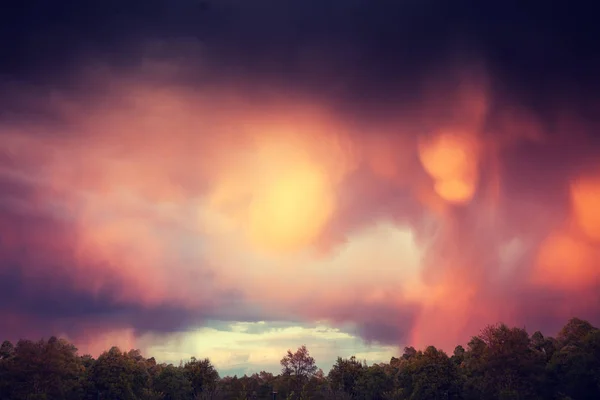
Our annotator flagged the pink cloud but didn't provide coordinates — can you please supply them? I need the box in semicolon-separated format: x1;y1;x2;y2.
1;64;600;358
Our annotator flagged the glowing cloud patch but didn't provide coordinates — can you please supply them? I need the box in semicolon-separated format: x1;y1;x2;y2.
418;132;480;204
206;121;346;254
533;232;599;290
248;159;335;253
571;176;600;242
433;179;477;205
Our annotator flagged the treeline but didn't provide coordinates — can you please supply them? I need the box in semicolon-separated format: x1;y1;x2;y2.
1;318;599;399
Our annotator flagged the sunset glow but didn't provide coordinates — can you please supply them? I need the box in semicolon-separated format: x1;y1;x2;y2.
418;132;481;204
571;176;600;242
2;0;600;378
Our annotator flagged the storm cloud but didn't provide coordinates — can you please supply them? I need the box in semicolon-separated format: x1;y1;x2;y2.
1;0;600;360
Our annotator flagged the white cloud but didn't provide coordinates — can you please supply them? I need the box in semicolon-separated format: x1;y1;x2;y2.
139;320;398;376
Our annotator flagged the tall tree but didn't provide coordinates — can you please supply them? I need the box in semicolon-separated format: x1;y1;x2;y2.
280;345;318;395
184;357;220;398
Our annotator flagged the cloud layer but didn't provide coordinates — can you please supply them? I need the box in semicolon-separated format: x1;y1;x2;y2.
1;0;600;365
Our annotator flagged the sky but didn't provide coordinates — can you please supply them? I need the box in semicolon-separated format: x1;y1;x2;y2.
1;0;600;376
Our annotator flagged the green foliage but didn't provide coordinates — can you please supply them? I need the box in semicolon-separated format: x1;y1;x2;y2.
401;346;463;400
281;345;318;380
462;324;548;400
328;356;365;396
183;356;219;397
548;328;600;400
1;317;600;400
354;363;395;400
154;364;193;400
0;337;83;400
281;345;319;395
88;346;150;400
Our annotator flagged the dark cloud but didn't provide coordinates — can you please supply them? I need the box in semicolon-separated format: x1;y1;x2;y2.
2;1;599;112
315;299;420;346
357;320;415;347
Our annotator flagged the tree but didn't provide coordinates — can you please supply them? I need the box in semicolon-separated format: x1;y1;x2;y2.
548;320;600;400
451;345;465;366
354;363;395;400
1;317;600;400
557;318;596;347
463;324;546;400
0;340;15;399
0;340;15;360
153;364;193;400
402;347;418;361
280;345;318;395
2;337;84;400
281;345;318;379
328;356;365;396
184;357;219;398
89;346;149;400
216;375;240;399
399;346;463;400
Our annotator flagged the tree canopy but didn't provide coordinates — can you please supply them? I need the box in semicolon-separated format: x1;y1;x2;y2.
0;318;599;399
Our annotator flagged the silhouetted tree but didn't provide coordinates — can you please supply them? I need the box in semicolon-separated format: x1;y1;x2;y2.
1;317;600;400
184;357;219;398
280;345;318;396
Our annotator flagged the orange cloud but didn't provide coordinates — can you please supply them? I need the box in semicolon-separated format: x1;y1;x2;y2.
409;280;481;350
414;66;490;205
418;131;482;204
529;172;600;291
2;67;600;359
532;232;598;291
571;175;600;242
207;118;356;253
